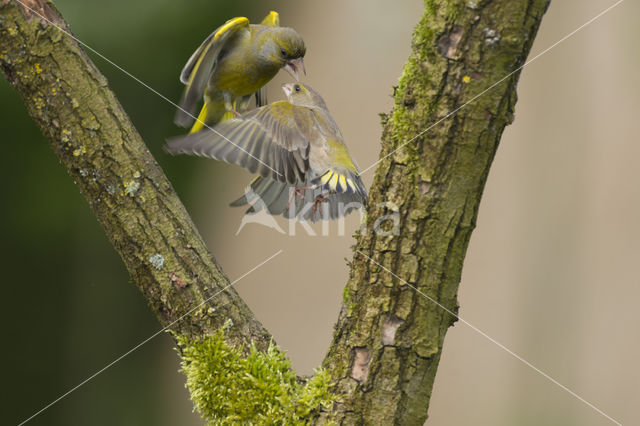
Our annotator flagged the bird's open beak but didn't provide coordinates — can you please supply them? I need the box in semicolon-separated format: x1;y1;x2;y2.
283;58;306;81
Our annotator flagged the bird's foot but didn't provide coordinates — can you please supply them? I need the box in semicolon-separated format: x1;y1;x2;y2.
286;185;314;211
312;193;330;218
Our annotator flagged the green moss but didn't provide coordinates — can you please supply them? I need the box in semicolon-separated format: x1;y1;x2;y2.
444;0;464;22
176;329;334;425
424;0;437;17
342;285;354;317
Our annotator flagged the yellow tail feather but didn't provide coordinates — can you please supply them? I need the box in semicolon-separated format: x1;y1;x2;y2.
189;98;238;133
189;102;208;134
319;170;356;193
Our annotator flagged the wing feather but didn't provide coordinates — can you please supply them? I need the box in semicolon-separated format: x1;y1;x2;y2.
166;101;311;184
175;17;250;127
260;11;280;27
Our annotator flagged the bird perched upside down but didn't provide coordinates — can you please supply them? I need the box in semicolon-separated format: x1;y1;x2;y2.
166;83;368;222
175;11;306;132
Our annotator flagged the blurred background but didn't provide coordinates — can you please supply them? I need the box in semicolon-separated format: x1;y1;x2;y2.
2;0;638;424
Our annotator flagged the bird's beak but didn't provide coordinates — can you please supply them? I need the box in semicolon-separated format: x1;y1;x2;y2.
284;58;306;81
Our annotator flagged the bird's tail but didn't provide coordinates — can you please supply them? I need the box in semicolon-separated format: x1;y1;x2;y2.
311;169;368;203
230;176;366;222
188;97;234;134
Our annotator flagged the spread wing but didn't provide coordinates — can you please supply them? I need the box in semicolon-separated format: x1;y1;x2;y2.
174;17;250;128
166;101;311;184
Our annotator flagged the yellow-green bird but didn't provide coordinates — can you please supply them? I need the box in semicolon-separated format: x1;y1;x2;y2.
175;11;306;133
167;83;367;222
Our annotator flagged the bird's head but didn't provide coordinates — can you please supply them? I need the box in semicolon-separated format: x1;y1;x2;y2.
282;83;327;110
262;27;306;80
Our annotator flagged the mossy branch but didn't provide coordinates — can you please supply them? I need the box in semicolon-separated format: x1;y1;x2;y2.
1;0;549;424
177;326;333;425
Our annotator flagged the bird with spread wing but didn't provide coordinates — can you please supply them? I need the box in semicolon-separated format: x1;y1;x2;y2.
167;83;367;222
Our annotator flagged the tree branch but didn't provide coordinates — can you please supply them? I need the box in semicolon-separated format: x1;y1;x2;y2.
320;0;549;423
0;0;271;350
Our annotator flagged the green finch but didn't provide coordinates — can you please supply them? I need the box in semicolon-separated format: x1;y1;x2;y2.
166;83;367;222
175;11;306;133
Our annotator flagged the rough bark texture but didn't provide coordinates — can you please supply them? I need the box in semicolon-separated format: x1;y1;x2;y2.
1;0;549;424
320;0;549;424
0;0;271;350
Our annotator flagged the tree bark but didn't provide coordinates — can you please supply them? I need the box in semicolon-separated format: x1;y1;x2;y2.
320;0;549;424
1;0;549;424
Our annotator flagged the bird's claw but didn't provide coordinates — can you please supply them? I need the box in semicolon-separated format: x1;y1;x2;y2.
286;185;313;211
312;193;330;218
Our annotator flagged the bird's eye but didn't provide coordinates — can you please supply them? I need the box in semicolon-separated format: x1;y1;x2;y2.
280;48;287;57
294;85;301;92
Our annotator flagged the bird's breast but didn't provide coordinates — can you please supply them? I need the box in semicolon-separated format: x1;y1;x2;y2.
212;47;279;96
